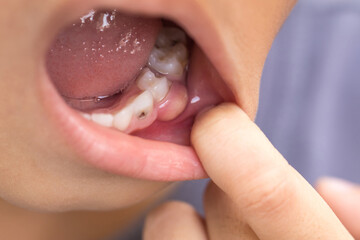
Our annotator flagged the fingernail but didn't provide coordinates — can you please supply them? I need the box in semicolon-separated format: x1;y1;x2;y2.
320;177;356;194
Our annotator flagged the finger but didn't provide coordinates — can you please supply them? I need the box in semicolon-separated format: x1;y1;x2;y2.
204;182;259;240
143;201;208;240
191;103;352;240
317;178;360;239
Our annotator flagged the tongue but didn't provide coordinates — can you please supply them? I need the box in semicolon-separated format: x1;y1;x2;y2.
46;10;161;99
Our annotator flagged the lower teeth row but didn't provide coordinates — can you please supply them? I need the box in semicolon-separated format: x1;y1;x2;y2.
82;27;189;132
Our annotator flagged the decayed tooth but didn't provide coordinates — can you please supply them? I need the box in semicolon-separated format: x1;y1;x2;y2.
113;91;154;131
91;113;113;127
148;43;188;78
131;90;154;119
156;27;187;48
136;68;171;102
113;107;132;131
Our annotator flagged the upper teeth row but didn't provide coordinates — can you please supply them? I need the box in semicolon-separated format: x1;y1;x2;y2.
83;27;189;132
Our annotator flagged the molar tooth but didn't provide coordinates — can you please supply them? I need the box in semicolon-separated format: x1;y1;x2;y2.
136;68;157;90
91;113;114;127
136;68;170;102
156;27;187;48
149;77;170;102
148;43;188;78
113;107;132;131
130;91;154;119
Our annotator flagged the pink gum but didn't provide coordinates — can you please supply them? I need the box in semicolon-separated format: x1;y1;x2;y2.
157;83;188;121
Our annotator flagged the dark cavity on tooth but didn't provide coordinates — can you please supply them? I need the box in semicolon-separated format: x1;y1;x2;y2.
138;111;147;119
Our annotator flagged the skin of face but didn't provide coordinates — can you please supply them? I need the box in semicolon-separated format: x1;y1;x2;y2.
0;0;296;213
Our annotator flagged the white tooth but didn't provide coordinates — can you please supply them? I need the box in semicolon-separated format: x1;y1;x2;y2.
148;43;188;78
130;91;154;119
172;43;188;63
136;68;157;90
136;68;170;102
91;113;113;127
113;107;132;131
156;27;187;48
80;113;91;120
149;77;170;102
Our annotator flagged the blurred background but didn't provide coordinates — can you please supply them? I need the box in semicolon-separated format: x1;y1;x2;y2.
257;0;360;185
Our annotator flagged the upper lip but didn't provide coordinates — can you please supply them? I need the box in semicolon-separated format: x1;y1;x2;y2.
38;0;239;182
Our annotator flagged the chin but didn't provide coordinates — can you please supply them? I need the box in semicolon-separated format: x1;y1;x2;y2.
0;167;172;212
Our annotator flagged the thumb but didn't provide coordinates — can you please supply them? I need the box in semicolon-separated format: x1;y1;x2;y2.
191;103;352;240
317;178;360;239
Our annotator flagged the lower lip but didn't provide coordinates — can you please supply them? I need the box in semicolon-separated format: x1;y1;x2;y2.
38;46;225;182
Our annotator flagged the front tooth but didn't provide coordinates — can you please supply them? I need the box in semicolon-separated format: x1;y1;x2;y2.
148;43;188;78
136;68;170;102
91;113;114;127
130;91;154;119
113;107;132;131
156;27;187;48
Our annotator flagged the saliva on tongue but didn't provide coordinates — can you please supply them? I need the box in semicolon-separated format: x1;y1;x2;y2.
46;9;162;110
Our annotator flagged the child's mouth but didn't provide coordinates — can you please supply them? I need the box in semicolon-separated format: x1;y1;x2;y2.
40;8;235;181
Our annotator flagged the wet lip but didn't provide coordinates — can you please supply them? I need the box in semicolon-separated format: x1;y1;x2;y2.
39;2;235;182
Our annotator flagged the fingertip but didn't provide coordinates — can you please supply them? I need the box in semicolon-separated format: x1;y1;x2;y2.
191;101;295;215
316;177;360;239
143;201;206;240
144;201;196;232
316;177;356;197
191;102;279;177
191;103;250;150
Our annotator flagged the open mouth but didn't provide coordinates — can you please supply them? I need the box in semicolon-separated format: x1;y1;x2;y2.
39;5;235;182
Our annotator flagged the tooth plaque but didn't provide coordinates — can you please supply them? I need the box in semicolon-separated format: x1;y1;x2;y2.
84;27;189;133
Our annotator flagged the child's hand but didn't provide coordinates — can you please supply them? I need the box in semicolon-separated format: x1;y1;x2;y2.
143;103;354;240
